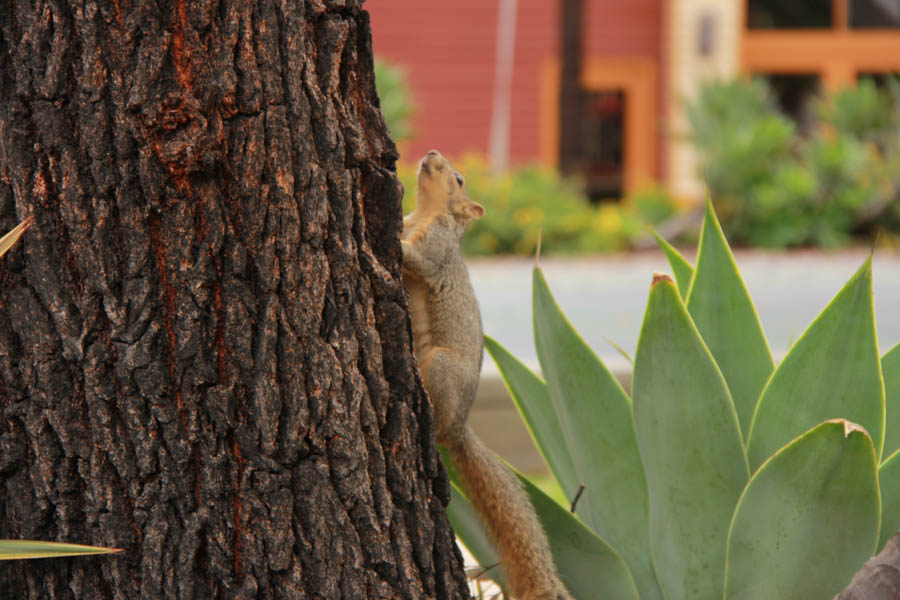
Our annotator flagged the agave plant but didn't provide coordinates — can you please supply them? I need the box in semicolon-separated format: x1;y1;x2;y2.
445;199;899;599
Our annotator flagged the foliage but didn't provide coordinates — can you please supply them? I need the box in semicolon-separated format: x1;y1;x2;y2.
444;200;897;599
686;77;900;247
0;540;121;560
398;155;676;256
0;217;33;258
374;58;416;143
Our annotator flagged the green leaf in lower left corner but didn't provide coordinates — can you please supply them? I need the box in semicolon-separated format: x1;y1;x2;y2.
0;540;121;560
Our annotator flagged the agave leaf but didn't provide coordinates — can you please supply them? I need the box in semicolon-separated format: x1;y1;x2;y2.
521;473;639;600
0;539;121;560
652;230;694;298
447;469;640;600
747;258;884;469
724;420;880;600
484;335;578;495
0;217;33;259
632;274;748;600
532;268;661;600
883;342;900;458
447;483;506;591
685;197;774;441
879;448;900;553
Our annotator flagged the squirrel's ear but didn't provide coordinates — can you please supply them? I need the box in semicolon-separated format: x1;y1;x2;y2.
469;202;485;219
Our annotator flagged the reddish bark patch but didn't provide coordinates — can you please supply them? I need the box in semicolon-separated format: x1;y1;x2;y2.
148;214;185;430
170;0;193;92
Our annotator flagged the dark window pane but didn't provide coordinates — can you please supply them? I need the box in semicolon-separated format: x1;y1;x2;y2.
581;90;624;202
859;72;900;87
747;0;832;29
851;0;900;28
759;74;822;132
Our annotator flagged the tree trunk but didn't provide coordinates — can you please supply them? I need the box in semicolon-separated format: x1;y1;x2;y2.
836;534;900;600
0;1;469;598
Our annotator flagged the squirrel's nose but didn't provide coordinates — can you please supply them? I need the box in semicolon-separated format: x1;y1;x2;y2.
426;149;440;156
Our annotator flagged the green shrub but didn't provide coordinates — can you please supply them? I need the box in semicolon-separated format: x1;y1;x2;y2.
687;77;900;247
445;200;899;599
626;185;676;226
398;155;676;256
374;58;416;143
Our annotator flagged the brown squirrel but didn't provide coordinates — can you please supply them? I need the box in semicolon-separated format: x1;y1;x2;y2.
401;150;573;600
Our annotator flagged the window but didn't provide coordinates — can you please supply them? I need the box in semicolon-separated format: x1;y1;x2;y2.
581;90;625;202
850;0;900;28
858;72;900;87
747;0;832;29
760;74;822;132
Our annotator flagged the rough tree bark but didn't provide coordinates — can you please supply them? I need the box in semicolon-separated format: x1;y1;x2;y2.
0;1;469;598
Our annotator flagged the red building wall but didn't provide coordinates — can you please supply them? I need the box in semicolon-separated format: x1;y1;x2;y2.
584;1;661;58
367;0;661;166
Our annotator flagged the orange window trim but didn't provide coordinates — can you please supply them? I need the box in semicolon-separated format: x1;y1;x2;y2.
742;31;900;91
540;57;659;195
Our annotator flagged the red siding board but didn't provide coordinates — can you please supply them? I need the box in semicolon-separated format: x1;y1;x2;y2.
367;0;662;167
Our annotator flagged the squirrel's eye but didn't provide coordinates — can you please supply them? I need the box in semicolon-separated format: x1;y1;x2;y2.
455;173;464;187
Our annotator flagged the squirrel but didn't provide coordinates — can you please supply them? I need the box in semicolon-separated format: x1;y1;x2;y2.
401;150;574;600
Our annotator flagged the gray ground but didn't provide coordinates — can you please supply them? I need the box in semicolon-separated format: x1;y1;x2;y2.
467;248;900;472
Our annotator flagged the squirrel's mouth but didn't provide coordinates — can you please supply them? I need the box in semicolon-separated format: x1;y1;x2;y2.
419;150;444;177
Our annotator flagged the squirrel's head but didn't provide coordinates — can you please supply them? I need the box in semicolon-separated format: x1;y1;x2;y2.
416;150;485;223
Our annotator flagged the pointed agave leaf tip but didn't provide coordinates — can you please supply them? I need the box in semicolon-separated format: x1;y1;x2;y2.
825;418;870;439
651;272;673;286
535;228;543;268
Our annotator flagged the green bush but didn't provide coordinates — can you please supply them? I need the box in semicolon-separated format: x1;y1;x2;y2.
398;155;676;256
687;77;900;247
374;58;416;143
445;200;899;599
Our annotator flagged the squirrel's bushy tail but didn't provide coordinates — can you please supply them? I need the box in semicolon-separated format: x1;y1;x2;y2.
447;426;573;600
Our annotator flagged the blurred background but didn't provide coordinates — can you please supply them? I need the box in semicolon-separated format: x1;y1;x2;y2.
366;0;900;469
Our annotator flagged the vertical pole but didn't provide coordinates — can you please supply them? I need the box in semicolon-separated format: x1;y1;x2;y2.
559;0;584;174
833;0;849;30
489;0;519;174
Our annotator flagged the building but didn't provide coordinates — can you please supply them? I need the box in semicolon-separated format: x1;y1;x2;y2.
367;0;900;203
